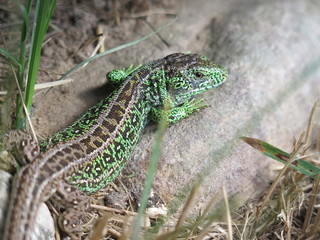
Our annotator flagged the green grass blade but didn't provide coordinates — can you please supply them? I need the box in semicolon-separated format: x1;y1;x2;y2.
44;0;56;33
131;118;168;240
15;0;31;43
59;17;176;80
14;0;32;130
16;0;56;129
241;137;320;177
25;0;54;112
0;48;20;66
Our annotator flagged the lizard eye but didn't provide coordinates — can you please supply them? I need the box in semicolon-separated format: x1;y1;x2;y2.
194;72;204;78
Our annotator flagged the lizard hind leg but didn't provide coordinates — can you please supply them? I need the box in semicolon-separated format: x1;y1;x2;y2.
54;181;97;238
3;130;40;165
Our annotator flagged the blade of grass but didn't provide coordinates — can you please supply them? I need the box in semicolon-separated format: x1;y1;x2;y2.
190;187;222;239
9;55;39;145
222;186;232;240
58;17;177;81
156;183;201;240
302;174;320;237
12;0;32;130
16;0;56;129
241;137;320;177
250;136;305;216
171;182;201;239
130;108;169;240
304;100;320;147
0;48;20;66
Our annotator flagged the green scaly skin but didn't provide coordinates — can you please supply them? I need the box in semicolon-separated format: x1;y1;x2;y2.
4;53;227;240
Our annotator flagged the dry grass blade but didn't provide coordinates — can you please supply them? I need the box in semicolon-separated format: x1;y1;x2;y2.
191;188;225;239
301;175;320;235
302;165;320;237
34;78;73;90
257;134;305;217
90;213;124;240
222;186;232;240
175;182;201;231
7;56;38;143
305;100;320;148
156;182;201;240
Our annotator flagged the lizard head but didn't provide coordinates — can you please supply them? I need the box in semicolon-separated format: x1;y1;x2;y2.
163;53;228;106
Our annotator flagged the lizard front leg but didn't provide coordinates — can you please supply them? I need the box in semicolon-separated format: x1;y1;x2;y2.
106;64;142;86
149;98;207;124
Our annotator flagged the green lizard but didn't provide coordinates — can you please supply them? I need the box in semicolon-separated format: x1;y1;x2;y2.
3;53;228;239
